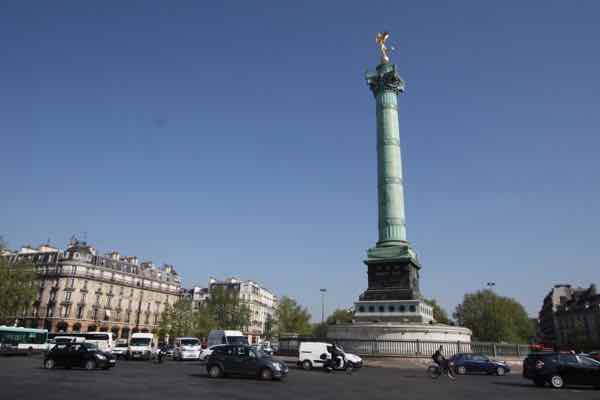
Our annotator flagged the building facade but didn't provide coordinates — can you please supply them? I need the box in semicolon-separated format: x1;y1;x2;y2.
208;277;277;342
538;284;579;345
554;285;600;348
3;239;181;339
181;286;209;310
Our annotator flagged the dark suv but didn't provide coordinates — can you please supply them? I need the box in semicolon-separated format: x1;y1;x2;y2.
206;344;288;380
44;342;116;370
523;352;600;389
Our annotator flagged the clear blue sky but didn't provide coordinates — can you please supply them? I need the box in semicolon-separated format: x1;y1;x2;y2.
2;1;599;321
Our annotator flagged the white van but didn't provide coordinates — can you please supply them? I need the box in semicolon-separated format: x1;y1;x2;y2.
128;332;155;360
173;337;201;361
298;342;363;370
207;330;248;347
200;330;249;361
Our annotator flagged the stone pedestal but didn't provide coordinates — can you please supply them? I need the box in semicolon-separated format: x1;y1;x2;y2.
327;322;472;343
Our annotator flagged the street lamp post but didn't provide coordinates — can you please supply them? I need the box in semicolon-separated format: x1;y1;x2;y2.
320;289;327;324
486;282;496;342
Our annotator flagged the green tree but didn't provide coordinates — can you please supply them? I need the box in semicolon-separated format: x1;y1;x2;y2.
326;308;354;325
453;289;534;343
158;299;195;340
312;322;328;338
0;247;38;325
275;296;312;336
263;314;274;340
424;299;450;324
206;286;250;331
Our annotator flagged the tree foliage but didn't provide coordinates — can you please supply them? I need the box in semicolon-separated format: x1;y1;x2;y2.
453;289;534;343
158;287;250;341
0;249;37;325
326;308;354;325
275;296;312;336
424;298;451;324
206;287;250;331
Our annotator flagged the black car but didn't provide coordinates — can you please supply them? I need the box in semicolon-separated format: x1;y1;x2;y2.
206;344;288;380
523;352;600;389
449;353;510;375
44;342;116;370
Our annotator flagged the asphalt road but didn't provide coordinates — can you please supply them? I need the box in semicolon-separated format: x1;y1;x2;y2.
0;355;597;400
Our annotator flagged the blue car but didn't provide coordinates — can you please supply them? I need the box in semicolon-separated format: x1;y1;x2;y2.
450;353;510;376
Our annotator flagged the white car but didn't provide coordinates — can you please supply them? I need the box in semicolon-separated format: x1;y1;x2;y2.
112;343;129;359
173;337;202;361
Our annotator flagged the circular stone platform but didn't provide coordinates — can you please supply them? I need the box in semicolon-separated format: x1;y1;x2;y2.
327;322;472;342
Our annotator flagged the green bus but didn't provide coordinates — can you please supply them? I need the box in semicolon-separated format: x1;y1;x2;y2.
0;326;49;354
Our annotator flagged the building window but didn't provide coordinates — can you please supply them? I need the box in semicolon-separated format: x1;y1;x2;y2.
83;280;88;289
64;291;72;302
95;295;101;305
76;306;84;319
368;306;375;313
68;277;75;288
399;305;406;312
388;305;395;312
107;297;112;307
92;308;98;320
409;305;416;313
378;305;385;313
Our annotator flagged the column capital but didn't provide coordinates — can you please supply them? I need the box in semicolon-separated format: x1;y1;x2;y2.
366;63;405;96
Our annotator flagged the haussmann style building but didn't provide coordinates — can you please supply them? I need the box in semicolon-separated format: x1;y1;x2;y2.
3;239;181;340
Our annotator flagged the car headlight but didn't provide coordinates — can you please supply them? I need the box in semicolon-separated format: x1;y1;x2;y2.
272;363;281;371
96;354;106;360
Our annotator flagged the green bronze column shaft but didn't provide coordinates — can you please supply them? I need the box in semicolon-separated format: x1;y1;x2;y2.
368;63;407;246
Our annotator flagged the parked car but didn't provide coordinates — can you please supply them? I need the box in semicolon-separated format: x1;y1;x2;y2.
112;343;129;359
206;344;288;380
43;342;116;370
523;352;600;389
449;353;510;375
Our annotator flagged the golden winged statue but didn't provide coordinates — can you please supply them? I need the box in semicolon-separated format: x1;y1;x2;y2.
376;31;393;64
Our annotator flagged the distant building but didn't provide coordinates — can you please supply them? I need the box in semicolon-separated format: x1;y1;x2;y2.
181;286;209;310
555;285;600;348
2;238;181;339
538;284;579;344
208;277;277;343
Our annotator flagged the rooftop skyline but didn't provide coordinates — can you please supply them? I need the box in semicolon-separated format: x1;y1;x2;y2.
2;1;599;321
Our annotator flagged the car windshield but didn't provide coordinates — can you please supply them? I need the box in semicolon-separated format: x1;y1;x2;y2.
116;343;128;348
130;338;151;346
181;339;199;346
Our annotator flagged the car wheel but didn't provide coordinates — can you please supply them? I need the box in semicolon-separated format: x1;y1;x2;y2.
207;365;223;379
549;374;564;389
260;368;273;381
534;379;546;387
44;359;55;369
496;367;506;376
457;366;467;375
302;360;312;370
84;360;96;371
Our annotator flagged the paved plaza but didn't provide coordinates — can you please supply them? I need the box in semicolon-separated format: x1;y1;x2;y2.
0;356;597;400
